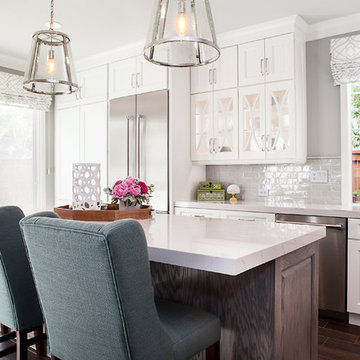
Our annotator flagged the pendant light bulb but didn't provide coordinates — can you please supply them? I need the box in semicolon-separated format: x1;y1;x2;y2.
47;49;56;74
176;1;188;37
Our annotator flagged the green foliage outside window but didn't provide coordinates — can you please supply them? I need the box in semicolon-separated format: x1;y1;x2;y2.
352;85;360;149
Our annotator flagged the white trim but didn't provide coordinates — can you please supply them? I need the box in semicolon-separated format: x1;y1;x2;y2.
75;41;144;72
0;53;26;72
33;111;47;211
217;15;307;48
307;12;360;42
340;84;352;206
349;313;360;326
76;16;308;71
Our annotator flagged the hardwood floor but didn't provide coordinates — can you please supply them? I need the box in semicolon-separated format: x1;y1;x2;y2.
2;318;360;359
319;318;360;359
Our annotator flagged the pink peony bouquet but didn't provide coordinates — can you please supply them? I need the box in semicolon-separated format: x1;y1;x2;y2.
104;176;154;207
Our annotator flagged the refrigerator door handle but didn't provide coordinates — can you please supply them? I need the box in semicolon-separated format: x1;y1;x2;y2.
126;116;135;176
137;115;144;179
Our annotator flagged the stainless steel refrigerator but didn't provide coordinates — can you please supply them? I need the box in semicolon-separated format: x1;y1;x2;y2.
109;90;169;213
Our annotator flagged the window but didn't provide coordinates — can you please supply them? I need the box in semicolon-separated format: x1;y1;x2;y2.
351;84;360;203
0;104;46;214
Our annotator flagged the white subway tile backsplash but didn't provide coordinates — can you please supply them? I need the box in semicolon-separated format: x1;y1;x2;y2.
206;158;341;205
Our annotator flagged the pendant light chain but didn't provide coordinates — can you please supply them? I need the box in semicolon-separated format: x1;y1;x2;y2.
50;0;55;30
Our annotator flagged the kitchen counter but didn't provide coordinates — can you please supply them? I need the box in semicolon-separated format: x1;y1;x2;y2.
145;214;322;359
139;214;325;276
175;200;360;218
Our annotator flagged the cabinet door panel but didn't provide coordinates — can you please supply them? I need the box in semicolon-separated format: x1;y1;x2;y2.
55;107;81;205
265;34;294;83
213;89;238;160
191;63;213;94
80;65;108;103
137;56;168;94
239;40;265;86
191;93;213;161
348;240;360;314
81;102;108;201
265;81;295;160
109;58;137;99
239;85;266;160
213;46;238;91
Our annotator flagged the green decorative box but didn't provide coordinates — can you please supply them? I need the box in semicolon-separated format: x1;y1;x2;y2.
197;189;225;201
199;181;222;190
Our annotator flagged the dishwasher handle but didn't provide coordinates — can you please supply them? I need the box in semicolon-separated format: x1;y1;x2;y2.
276;219;344;230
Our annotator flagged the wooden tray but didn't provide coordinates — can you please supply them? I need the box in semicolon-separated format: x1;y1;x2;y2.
54;205;151;222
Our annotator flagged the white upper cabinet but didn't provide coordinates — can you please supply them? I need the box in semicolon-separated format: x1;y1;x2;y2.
191;46;238;94
191;89;238;161
213;46;238;91
239;85;266;160
213;89;238;160
136;55;168;94
239;40;265;86
191;92;214;161
191;63;213;94
239;34;294;86
265;81;295;160
56;65;108;109
110;56;167;99
238;80;296;162
109;57;137;99
79;65;108;103
265;34;294;83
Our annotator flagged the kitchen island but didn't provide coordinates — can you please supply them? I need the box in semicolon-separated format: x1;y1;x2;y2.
138;215;325;360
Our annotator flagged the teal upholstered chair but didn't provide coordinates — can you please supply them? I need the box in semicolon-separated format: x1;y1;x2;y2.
0;206;48;359
20;215;221;360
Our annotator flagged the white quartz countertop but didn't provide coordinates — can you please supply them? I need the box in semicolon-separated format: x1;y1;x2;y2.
175;200;360;219
138;214;325;276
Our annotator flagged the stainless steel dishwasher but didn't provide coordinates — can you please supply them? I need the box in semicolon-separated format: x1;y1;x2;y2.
275;213;348;321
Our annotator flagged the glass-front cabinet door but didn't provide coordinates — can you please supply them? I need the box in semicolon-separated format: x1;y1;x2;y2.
191;92;214;161
238;85;266;160
265;80;295;160
213;89;238;160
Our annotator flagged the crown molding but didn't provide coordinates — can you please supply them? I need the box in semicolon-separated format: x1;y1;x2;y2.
75;41;144;71
218;15;308;47
307;12;360;42
0;53;26;72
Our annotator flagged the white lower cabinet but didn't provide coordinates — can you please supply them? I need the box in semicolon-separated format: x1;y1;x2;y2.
174;208;222;219
55;101;108;206
174;207;275;222
348;219;360;318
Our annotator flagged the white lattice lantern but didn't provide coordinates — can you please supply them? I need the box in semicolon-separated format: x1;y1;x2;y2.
72;163;101;210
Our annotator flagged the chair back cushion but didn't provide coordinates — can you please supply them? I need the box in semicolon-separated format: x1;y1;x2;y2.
21;216;173;360
0;206;44;330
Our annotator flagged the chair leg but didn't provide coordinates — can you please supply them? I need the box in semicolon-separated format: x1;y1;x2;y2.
1;324;9;335
16;330;27;360
205;341;220;360
34;325;46;356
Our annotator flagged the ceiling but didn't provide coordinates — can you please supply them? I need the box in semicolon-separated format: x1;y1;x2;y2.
2;0;360;63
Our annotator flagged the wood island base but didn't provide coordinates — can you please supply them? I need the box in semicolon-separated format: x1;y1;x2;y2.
150;241;319;360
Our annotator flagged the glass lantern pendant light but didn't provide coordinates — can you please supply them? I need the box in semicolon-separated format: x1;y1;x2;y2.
144;0;220;67
23;0;79;95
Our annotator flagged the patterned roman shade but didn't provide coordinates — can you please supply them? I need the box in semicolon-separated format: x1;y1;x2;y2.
330;35;360;86
0;71;52;111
